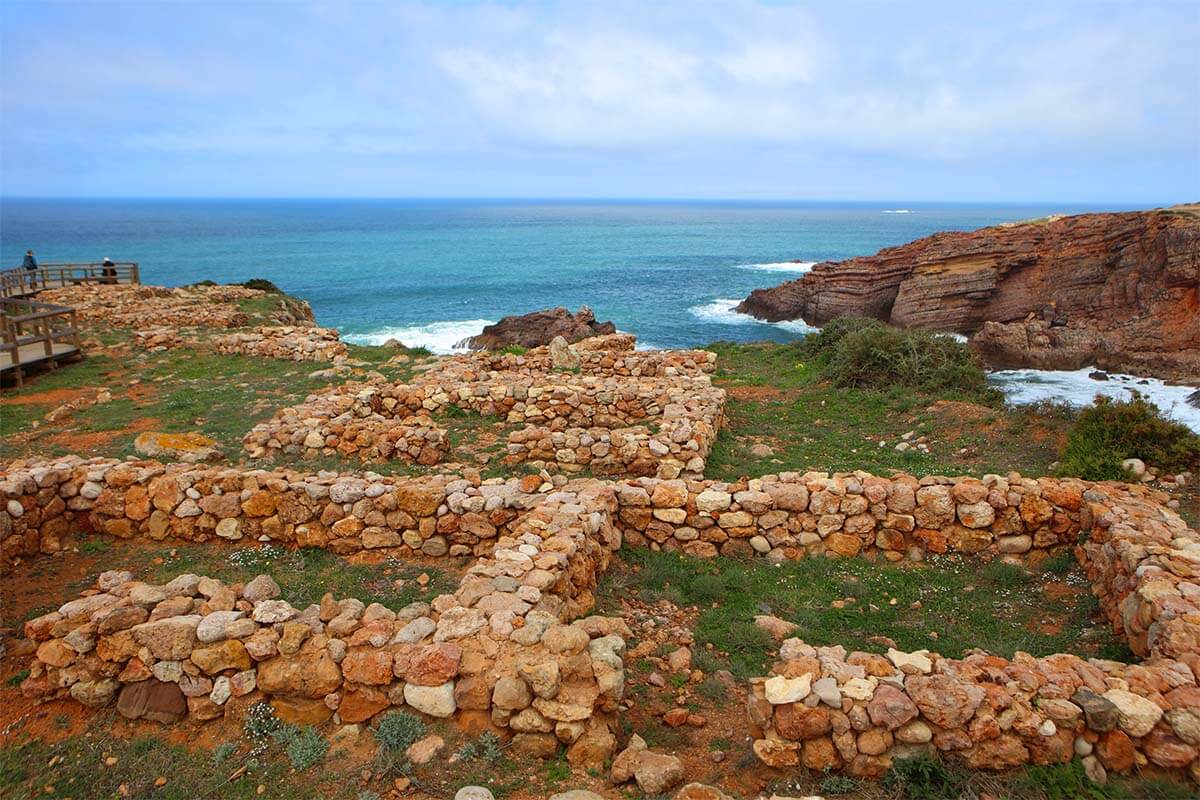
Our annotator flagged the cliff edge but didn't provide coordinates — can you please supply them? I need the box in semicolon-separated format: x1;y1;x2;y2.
736;206;1200;382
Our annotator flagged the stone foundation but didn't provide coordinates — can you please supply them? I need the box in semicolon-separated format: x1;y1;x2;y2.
5;455;1198;782
40;284;314;329
243;335;725;477
747;639;1200;783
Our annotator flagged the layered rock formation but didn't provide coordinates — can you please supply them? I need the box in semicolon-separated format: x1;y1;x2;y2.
461;306;616;351
737;206;1200;381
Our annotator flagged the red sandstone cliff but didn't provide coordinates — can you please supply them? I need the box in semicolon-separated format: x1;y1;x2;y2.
736;206;1200;382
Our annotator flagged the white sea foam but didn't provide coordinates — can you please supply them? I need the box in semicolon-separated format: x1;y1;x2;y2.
990;367;1200;432
882;209;912;214
735;260;816;274
688;298;819;334
345;318;495;354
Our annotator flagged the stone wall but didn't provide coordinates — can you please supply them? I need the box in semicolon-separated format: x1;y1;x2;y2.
747;639;1200;783
613;471;1095;562
21;568;626;768
243;336;725;477
137;326;347;362
1075;482;1200;665
14;463;627;768
214;326;347;362
7;455;1199;781
40;284;314;329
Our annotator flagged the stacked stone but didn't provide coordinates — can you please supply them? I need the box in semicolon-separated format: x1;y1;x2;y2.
0;457;543;568
39;284;299;329
213;326;348;362
614;471;1096;562
133;327;187;351
20;570;625;768
748;638;1200;783
1075;482;1200;667
241;385;449;464
243;336;725;476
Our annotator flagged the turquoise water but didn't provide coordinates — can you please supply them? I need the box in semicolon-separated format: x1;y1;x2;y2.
0;199;1130;351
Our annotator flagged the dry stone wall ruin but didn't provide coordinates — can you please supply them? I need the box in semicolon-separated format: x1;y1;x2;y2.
4;329;1200;784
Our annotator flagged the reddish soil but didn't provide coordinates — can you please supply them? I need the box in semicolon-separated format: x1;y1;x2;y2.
46;416;161;452
0;387;94;407
726;384;786;401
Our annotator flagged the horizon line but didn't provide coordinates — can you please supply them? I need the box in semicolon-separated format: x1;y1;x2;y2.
0;195;1182;207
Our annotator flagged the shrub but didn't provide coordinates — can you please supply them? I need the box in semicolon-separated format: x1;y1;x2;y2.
457;731;503;763
799;316;997;401
881;752;967;800
239;278;282;293
497;344;528;356
1057;392;1200;480
280;725;327;770
373;711;426;753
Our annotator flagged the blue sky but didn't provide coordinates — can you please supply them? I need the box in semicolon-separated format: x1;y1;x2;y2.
1;0;1197;202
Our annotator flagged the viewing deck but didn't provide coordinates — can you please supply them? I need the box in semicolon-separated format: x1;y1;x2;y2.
1;297;83;387
0;261;139;299
0;262;136;387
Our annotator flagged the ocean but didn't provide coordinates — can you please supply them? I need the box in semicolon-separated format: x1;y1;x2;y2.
3;198;1196;427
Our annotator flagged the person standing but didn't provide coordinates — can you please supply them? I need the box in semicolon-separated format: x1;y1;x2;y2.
101;256;117;284
22;249;37;289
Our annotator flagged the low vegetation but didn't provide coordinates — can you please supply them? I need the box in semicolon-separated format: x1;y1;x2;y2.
798;315;999;402
598;547;1127;679
1056;392;1200;480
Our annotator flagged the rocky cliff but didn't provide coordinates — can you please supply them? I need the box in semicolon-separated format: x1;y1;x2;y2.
736;206;1200;381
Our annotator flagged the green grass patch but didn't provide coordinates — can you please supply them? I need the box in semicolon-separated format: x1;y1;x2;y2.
597;548;1122;678
69;539;458;611
703;341;1067;481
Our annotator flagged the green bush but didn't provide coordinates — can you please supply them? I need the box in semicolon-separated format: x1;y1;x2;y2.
281;726;327;770
457;731;503;763
881;752;967;800
373;711;426;753
239;278;282;293
798;316;997;401
497;344;528;356
1057;392;1200;480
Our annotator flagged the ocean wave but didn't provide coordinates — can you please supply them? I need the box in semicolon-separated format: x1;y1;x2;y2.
882;209;912;214
344;318;494;354
990;367;1200;432
735;260;816;273
688;298;818;334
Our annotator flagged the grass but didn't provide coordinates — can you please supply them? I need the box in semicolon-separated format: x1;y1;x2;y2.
0;334;428;461
704;341;1069;480
0;729;330;800
597;547;1127;679
30;537;460;618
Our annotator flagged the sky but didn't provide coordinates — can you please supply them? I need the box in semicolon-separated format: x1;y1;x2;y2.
1;0;1198;202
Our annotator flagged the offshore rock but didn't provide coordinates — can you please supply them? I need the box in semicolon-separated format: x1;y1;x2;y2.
461;306;617;351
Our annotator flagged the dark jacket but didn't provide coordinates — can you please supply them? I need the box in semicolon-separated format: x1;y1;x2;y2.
22;254;36;270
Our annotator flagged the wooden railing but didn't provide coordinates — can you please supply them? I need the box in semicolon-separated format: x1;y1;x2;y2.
0;261;140;298
0;297;83;386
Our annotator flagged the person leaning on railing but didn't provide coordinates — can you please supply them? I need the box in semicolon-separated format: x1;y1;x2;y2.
22;250;37;289
101;257;117;284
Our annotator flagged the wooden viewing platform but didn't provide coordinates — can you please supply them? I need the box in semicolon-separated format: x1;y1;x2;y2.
0;261;139;299
1;297;83;387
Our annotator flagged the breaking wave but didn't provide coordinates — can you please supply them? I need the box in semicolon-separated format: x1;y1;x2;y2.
344;318;495;354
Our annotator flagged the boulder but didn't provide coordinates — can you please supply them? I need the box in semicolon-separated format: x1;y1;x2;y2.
460;306;617;351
